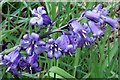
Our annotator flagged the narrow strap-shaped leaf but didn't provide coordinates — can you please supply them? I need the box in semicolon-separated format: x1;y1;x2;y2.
47;66;76;79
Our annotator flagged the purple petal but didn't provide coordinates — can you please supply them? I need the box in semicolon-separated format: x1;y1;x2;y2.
37;6;46;15
66;45;74;51
30;32;40;41
101;16;118;30
19;57;28;69
32;8;38;17
31;61;39;67
30;17;39;26
77;35;94;48
36;41;46;46
40;10;47;15
99;8;108;16
31;64;41;74
42;14;51;25
9;67;18;75
85;11;100;22
70;21;83;33
20;39;31;49
37;17;43;26
82;23;90;32
3;55;10;61
26;45;34;55
88;21;103;37
23;34;30;40
27;52;37;65
47;50;53;59
0;55;3;61
94;19;104;26
34;44;46;55
9;49;21;63
68;31;79;45
4;49;21;74
48;39;55;44
56;35;70;49
92;4;102;13
54;51;62;59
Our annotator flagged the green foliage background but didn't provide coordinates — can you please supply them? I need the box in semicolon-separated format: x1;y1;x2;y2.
0;1;119;79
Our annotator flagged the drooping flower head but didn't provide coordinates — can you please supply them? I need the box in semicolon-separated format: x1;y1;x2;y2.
30;6;51;27
84;4;118;30
2;48;21;74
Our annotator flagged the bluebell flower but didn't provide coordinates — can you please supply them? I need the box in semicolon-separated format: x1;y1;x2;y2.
85;4;118;31
26;52;41;74
88;21;104;37
68;21;94;48
30;6;51;27
2;48;21;74
101;15;118;30
47;34;75;59
20;32;47;55
56;34;75;54
47;38;62;59
19;53;41;74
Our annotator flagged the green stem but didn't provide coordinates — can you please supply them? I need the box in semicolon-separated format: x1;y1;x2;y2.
54;58;56;79
53;59;59;79
73;48;80;77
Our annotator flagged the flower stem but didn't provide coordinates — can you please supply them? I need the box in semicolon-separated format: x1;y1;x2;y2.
73;48;80;77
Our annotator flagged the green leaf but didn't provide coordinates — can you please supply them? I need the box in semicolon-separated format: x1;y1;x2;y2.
45;66;76;79
44;72;63;78
83;73;91;78
21;72;38;78
102;40;118;70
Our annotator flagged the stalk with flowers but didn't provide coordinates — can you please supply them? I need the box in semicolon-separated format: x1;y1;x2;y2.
0;2;119;79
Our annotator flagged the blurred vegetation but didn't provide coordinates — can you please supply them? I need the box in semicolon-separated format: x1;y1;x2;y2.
0;1;119;79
